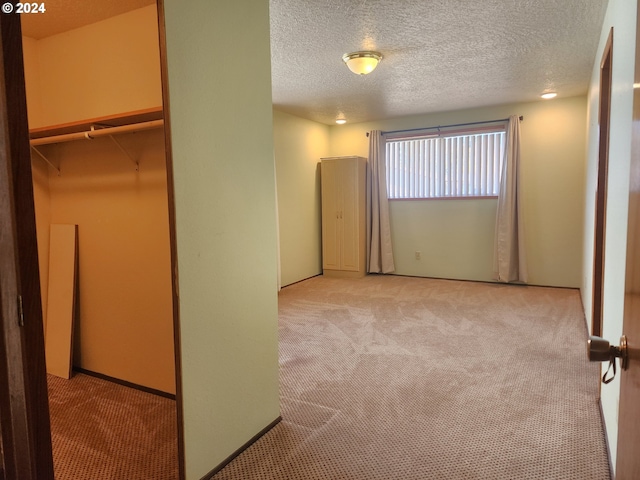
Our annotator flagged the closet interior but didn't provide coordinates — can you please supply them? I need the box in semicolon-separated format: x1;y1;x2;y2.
20;2;178;476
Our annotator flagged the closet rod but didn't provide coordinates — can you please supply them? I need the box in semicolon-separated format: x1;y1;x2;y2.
30;119;164;146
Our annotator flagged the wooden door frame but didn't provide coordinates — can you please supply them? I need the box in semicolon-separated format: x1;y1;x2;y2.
592;27;614;337
156;1;186;478
0;2;186;477
0;6;54;479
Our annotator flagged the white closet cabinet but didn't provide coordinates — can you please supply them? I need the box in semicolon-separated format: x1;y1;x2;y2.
321;156;367;277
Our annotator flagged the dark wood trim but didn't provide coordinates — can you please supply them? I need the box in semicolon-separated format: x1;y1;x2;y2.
200;417;282;480
156;1;186;479
73;368;176;400
591;28;614;338
0;7;53;478
28;107;164;139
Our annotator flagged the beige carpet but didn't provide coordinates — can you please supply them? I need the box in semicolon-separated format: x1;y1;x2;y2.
214;275;610;479
48;373;178;479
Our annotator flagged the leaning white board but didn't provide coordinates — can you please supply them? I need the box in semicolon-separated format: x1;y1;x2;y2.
45;224;78;379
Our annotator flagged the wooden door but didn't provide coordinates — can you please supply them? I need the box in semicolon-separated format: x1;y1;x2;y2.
0;7;54;479
615;3;640;477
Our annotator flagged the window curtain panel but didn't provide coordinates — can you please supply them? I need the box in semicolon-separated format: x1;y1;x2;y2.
493;115;527;283
367;130;395;273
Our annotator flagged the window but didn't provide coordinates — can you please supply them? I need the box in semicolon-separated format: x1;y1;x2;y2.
385;127;506;199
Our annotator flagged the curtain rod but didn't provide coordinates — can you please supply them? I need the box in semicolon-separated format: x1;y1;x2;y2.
366;116;523;137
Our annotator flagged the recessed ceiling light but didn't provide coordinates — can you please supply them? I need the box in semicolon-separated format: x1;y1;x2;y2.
336;119;347;125
541;92;557;99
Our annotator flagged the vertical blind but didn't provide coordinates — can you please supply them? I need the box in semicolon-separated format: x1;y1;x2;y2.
386;131;506;199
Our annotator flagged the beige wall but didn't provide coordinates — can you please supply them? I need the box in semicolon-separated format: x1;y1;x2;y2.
22;5;174;393
22;36;43;127
26;5;162;128
329;96;587;287
24;36;50;331
46;130;175;393
388;198;497;281
581;0;637;470
163;1;280;478
273;110;328;286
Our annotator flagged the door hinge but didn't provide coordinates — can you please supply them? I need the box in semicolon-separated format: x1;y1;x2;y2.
17;295;24;326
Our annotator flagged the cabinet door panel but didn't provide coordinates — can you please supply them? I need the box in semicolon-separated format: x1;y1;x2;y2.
340;160;361;272
321;160;341;269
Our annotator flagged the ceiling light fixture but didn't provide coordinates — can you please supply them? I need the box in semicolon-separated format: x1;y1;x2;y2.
541;92;557;99
342;51;382;75
336;119;347;125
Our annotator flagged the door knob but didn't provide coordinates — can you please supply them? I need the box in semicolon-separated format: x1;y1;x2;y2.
587;335;628;384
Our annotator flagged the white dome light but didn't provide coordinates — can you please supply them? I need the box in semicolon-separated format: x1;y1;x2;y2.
342;51;382;75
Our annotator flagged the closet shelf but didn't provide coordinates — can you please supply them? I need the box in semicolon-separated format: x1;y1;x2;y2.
29;107;164;173
29;106;164;141
30;119;164;147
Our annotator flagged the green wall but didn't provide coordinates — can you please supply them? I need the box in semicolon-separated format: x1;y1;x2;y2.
275;97;588;288
273;110;329;286
164;1;280;478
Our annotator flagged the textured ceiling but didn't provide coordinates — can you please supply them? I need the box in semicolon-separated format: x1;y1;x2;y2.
270;0;608;125
21;1;608;126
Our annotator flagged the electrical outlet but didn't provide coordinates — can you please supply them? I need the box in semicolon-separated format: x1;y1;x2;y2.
415;251;421;260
